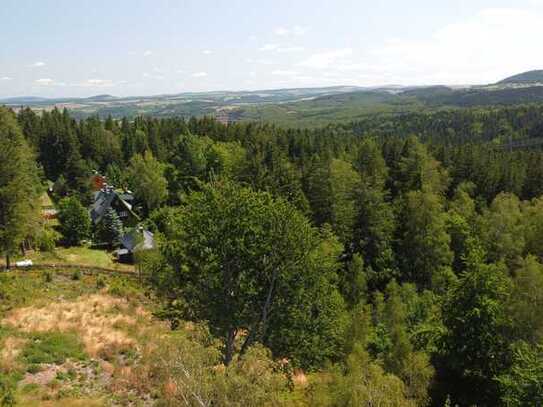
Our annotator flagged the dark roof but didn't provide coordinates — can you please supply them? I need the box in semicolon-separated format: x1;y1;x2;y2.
120;229;155;253
90;188;137;224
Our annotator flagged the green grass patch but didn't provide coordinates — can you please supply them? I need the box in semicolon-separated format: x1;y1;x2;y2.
10;246;133;272
107;277;141;299
21;332;86;368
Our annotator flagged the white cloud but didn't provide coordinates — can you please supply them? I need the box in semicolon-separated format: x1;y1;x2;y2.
259;43;279;51
271;70;298;76
192;72;208;78
0;76;12;81
277;46;305;53
246;58;275;65
274;27;289;36
202;49;212;55
143;50;153;57
34;78;54;85
32;61;46;67
273;25;308;36
292;25;308;35
259;44;304;53
368;8;543;84
298;48;353;69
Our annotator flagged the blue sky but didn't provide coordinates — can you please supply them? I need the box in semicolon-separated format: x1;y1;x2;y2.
2;0;543;97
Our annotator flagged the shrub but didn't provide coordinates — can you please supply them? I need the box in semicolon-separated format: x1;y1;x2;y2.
43;270;53;283
71;269;82;281
146;331;287;406
36;225;60;252
108;277;139;299
96;275;106;289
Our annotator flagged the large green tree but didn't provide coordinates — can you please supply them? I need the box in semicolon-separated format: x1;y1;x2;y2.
127;151;168;214
352;139;397;289
57;196;92;246
0;108;41;269
157;180;347;367
397;190;453;290
439;249;513;406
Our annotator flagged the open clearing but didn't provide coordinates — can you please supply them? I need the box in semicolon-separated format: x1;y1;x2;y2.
0;270;165;406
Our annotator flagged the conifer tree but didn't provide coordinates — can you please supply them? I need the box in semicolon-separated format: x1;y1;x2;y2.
0;107;41;269
96;208;124;248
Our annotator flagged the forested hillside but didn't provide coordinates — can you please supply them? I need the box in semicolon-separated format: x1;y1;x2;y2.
2;104;543;406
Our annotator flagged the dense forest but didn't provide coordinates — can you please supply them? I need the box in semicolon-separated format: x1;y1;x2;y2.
2;103;543;406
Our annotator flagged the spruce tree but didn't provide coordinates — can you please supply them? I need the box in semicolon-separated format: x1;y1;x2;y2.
0;107;41;269
96;208;124;248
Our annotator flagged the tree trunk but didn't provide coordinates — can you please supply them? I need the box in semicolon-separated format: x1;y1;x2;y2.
224;328;236;366
240;269;278;357
5;253;10;271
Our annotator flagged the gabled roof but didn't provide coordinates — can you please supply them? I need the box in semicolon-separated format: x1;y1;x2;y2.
120;229;155;253
90;188;138;224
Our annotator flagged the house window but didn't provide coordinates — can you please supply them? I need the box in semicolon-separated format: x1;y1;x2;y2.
119;211;128;218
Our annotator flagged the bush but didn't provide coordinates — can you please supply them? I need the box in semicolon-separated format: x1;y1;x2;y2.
146;331;287;406
96;275;106;289
108;277;139;299
36;225;60;252
42;270;53;283
71;269;82;281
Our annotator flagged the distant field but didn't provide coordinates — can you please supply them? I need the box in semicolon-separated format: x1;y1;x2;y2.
238;91;424;127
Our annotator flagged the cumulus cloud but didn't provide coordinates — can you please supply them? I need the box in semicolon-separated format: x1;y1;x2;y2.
277;46;304;53
192;72;208;78
259;44;304;53
368;8;543;84
273;25;308;36
274;27;289;36
298;48;353;69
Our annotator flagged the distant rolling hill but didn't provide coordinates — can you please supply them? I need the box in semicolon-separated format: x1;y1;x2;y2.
4;70;543;126
498;70;543;84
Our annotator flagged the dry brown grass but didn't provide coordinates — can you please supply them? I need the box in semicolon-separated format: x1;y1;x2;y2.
292;368;308;388
0;336;27;372
1;294;147;358
18;397;105;407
